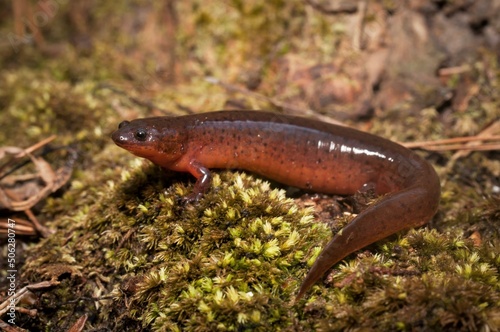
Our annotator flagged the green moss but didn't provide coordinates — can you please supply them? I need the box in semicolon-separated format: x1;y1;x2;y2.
0;1;498;331
18;153;499;331
23;164;333;330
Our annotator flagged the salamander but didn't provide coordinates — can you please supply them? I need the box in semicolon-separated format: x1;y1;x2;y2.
111;110;441;300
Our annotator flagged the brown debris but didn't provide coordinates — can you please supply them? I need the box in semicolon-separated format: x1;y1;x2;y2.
0;280;60;331
0;136;78;238
449;121;500;160
66;314;88;332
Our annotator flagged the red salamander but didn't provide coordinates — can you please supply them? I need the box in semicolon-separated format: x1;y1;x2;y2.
112;110;441;300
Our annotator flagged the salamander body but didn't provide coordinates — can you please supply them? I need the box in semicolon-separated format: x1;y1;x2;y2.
112;110;440;299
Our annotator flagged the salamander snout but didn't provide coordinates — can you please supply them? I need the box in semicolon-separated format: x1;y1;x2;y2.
112;120;152;146
111;119;165;160
112;121;132;146
111;127;131;147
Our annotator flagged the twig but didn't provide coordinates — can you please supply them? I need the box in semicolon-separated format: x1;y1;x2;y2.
453;121;499;157
0;280;59;316
438;65;471;76
353;1;368;50
402;114;499;154
0;218;36;236
24;209;53;237
421;143;500;152
0;136;57;179
402;135;500;149
18;136;57;156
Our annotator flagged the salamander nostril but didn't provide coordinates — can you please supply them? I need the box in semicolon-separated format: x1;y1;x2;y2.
111;131;125;144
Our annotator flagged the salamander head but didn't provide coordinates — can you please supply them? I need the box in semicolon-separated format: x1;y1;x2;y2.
112;118;186;167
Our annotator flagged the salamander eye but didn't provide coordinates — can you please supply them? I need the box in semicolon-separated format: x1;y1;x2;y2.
134;129;148;141
118;120;130;129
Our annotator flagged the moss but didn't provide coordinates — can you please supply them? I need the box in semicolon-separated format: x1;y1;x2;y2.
300;225;499;331
22;161;334;330
0;1;498;331
0;68;118;171
18;152;500;331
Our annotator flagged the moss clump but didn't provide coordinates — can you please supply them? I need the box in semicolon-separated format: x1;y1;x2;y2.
105;171;328;331
296;226;499;331
22;159;332;331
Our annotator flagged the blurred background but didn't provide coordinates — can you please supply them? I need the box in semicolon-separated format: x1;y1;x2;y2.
1;0;498;128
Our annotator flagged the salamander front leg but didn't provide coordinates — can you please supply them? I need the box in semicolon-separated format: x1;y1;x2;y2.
184;160;212;203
